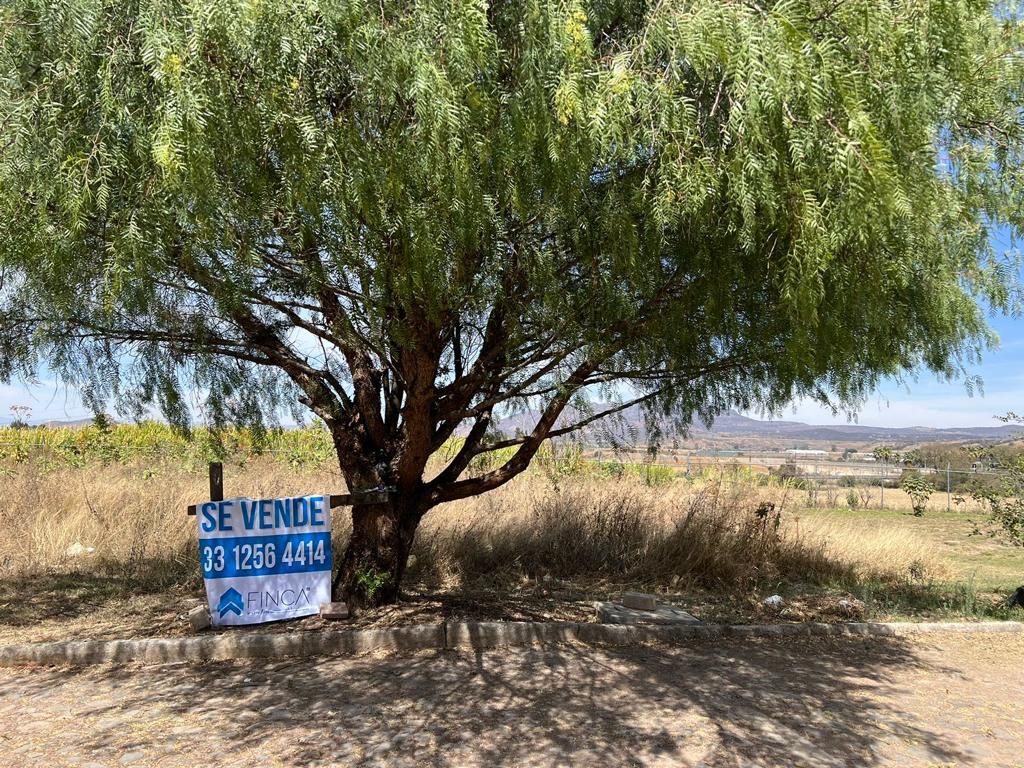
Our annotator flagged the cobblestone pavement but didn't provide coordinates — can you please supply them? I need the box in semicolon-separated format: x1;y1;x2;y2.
0;632;1021;767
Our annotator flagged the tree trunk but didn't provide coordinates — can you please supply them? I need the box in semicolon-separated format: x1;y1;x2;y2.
333;499;420;608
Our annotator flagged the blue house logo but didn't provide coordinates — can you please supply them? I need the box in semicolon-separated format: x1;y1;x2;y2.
217;587;244;618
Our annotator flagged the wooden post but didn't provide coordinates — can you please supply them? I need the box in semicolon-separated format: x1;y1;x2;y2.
209;462;224;502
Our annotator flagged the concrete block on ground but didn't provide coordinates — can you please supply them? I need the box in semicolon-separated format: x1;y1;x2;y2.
842;623;871;636
725;625;762;638
621;592;658;611
211;633;284;660
202;626;445;661
445;621;579;648
596;601;701;626
187;605;211;632
319;602;351;620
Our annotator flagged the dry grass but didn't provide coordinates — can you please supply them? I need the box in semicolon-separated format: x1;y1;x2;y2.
800;484;989;513
792;513;949;584
412;478;946;591
0;459;1018;642
0;461;344;582
0;460;946;592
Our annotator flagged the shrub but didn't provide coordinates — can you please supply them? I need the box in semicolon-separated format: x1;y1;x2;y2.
900;471;933;516
627;463;676;487
770;461;808;490
771;461;801;481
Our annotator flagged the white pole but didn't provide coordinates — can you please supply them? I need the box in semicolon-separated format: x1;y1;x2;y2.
880;461;885;509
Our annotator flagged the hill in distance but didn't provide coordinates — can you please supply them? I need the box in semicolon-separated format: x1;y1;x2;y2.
0;418;98;428
6;411;1019;447
493;406;1022;446
686;410;1021;443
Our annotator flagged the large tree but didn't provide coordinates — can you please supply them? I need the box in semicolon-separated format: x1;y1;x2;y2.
1;0;1022;605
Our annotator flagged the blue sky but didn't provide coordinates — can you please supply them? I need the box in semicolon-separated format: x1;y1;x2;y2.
3;312;1020;428
781;308;1023;428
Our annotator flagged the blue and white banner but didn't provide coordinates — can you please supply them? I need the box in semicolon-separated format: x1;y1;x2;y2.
196;494;333;626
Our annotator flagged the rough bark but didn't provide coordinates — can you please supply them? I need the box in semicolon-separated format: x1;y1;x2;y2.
333;499;421;608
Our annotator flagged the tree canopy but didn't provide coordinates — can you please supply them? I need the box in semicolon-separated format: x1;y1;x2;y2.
2;0;1023;603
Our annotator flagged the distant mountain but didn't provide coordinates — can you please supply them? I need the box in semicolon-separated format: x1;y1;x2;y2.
5;410;1018;445
0;418;97;428
685;410;1022;442
40;418;97;428
491;407;1022;445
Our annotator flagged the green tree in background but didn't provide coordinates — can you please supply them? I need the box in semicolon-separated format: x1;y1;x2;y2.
2;1;1023;605
900;471;933;516
969;413;1024;545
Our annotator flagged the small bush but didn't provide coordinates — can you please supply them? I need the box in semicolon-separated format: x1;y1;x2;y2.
771;461;801;481
411;478;862;591
626;463;676;487
900;471;933;516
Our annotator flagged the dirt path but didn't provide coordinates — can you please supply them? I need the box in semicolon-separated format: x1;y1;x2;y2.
0;632;1021;767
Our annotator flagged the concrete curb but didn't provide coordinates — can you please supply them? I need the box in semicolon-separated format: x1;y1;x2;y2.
1;620;1021;667
0;625;445;667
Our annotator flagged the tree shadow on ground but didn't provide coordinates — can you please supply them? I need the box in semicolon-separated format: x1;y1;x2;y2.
1;635;981;767
0;566;215;643
0;567;602;642
0;572;177;627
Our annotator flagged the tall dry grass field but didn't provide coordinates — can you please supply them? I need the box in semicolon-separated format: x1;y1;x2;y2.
0;461;343;584
0;459;948;595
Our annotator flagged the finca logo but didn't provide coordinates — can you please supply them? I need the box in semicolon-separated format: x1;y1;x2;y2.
217;587;244;618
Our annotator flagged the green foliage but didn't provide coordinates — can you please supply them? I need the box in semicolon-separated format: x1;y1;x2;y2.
354;567;391;602
770;461;808;491
0;0;1022;604
0;421;336;467
968;414;1024;545
850;576;1013;622
595;459;626;480
872;446;902;465
900;470;933;516
0;0;1020;432
626;462;676;487
785;477;810;492
535;443;587;480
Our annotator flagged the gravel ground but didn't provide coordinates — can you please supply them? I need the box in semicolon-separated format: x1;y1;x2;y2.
0;632;1021;767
